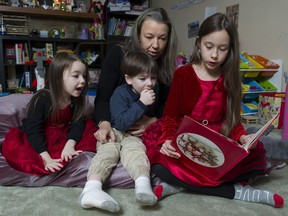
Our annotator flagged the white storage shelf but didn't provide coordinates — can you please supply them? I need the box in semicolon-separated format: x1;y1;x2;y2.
240;59;283;116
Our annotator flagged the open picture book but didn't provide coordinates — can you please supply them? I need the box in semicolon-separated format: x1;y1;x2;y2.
172;114;279;181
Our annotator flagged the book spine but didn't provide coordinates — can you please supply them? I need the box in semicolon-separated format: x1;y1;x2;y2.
25;71;30;88
45;43;53;59
23;43;29;63
15;43;21;64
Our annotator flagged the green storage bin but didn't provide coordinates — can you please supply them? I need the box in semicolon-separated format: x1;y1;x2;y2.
258;80;277;91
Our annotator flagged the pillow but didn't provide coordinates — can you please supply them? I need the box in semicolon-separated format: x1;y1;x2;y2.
0;94;32;146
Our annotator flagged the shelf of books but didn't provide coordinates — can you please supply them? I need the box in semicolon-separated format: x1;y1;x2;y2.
107;16;135;37
105;0;150;39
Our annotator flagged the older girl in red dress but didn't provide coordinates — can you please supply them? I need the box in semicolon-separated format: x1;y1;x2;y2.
142;13;284;208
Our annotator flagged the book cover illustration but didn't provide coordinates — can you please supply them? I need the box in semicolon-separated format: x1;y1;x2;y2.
177;132;225;168
172;114;278;180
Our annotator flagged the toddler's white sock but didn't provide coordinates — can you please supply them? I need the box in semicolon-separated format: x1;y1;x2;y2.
135;176;157;206
79;180;120;212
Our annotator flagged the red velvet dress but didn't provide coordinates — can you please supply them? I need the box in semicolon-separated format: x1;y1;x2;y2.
142;64;267;187
2;105;97;176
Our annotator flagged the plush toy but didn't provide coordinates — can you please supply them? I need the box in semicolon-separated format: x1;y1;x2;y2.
80;51;99;65
32;48;47;91
89;0;106;23
176;50;187;68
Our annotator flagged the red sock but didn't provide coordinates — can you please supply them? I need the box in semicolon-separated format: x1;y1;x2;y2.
240;181;249;186
274;194;284;208
153;185;164;200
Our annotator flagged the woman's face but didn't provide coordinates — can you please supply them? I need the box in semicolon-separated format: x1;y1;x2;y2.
139;19;169;60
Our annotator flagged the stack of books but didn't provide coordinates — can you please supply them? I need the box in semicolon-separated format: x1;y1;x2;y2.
108;0;131;12
2;15;30;35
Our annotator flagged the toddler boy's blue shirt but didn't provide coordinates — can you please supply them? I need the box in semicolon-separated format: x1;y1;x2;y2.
110;84;157;132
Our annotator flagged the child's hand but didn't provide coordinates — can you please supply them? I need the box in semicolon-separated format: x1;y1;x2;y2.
140;89;156;105
128;115;157;137
61;139;83;162
160;140;181;159
239;134;254;145
40;151;63;172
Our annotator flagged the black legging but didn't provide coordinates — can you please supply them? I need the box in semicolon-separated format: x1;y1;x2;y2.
152;164;263;199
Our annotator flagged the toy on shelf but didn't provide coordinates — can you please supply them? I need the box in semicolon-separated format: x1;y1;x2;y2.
248;55;279;69
257;80;277;92
176;50;187;68
240;52;264;70
80;51;99;65
241;101;258;114
33;48;47;91
240;52;279;78
242;78;264;92
89;0;106;23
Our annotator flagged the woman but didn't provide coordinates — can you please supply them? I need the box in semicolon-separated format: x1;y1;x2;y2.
94;7;179;143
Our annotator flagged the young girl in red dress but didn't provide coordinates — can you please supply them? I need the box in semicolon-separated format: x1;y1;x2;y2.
142;13;284;208
2;52;97;175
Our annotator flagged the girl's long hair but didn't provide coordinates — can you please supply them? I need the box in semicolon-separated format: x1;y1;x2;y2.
190;13;241;136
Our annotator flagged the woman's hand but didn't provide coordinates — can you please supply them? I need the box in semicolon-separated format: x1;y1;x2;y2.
160;140;181;159
40;151;63;172
128;116;157;137
95;121;116;143
61;139;83;162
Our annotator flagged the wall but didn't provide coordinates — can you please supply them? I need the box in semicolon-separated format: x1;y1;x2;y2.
151;0;288;90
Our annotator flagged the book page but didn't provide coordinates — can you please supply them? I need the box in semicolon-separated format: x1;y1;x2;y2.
243;113;279;150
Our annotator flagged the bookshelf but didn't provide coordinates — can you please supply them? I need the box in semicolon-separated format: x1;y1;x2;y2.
0;35;108;91
0;5;97;20
0;5;108;92
0;2;151;92
105;0;150;40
